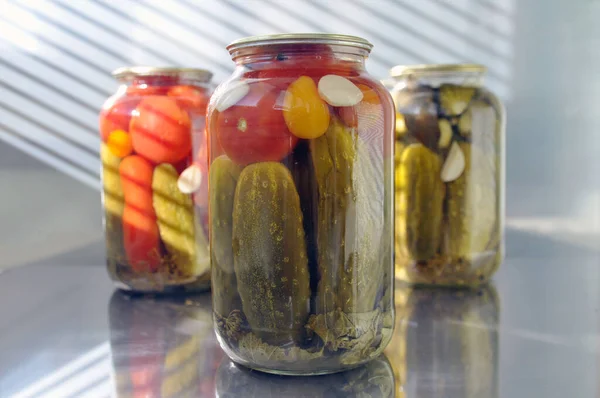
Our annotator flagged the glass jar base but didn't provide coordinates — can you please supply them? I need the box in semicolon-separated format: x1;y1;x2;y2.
231;360;363;377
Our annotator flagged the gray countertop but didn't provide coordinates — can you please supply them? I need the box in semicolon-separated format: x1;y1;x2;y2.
0;229;598;398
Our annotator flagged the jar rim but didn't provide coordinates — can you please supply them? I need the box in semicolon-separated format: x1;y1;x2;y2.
390;63;487;77
111;66;213;83
226;33;373;54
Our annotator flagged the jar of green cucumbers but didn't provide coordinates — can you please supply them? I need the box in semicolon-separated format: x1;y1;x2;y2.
207;34;395;375
391;64;505;287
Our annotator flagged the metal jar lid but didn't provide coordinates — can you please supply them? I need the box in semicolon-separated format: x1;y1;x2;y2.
111;66;213;83
390;63;487;77
227;33;373;54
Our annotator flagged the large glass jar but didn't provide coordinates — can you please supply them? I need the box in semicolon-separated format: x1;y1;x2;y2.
390;64;505;287
99;67;214;293
207;34;395;375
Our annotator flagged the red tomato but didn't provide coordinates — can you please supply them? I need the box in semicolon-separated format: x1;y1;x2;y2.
255;54;357;82
122;205;160;272
167;85;209;112
119;155;155;215
129;96;192;164
99;95;140;142
215;82;297;165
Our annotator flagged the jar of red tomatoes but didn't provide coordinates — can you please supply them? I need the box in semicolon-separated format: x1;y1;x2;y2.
207;34;395;375
99;67;213;293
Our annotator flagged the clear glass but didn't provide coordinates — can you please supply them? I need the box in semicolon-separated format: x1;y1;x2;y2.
99;70;214;293
391;68;505;287
207;38;395;375
385;285;499;397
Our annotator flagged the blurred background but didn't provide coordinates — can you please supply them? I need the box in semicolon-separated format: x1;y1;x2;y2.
1;0;598;269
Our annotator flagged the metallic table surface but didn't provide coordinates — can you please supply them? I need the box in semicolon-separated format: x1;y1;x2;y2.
0;229;598;398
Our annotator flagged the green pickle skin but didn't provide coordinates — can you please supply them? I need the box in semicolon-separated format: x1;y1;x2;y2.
101;144;127;275
232;162;311;345
210;156;243;318
152;163;206;280
395;143;445;261
312;119;384;314
445;142;497;264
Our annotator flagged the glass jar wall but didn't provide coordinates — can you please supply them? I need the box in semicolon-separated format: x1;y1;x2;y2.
99;67;213;293
207;34;395;375
390;64;505;287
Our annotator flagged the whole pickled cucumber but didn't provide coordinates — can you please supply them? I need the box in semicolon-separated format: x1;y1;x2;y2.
209;156;242;318
283;141;320;309
445;143;497;262
311;119;385;314
152;164;205;279
310;119;355;314
395;143;445;262
100;144;126;271
232;162;310;345
340;135;385;313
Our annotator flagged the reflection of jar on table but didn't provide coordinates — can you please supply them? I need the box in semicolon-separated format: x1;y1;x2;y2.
390;64;505;287
216;355;395;398
385;285;500;398
108;292;223;397
99;67;214;293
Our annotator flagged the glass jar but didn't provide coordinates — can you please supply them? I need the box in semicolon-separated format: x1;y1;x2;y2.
385;285;499;397
109;292;223;397
390;64;505;287
216;355;395;397
99;67;214;293
207;34;395;375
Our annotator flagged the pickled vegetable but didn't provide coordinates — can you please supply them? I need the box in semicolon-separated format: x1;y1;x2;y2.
152;163;208;280
129;96;192;164
232;162;310;345
101;143;126;273
216;82;298;165
395;143;445;261
210;156;243;319
439;84;475;116
283;76;330;139
445;142;497;263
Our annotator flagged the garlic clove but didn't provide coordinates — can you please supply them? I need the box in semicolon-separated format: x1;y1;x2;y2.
438;119;453;148
440;141;465;182
177;164;203;194
318;74;363;107
215;80;250;112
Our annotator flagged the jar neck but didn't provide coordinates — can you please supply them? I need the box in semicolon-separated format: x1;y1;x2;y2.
232;44;368;71
392;71;485;90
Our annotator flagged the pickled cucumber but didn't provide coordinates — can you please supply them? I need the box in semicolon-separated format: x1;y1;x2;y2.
152;163;206;279
101;143;126;270
395;143;445;262
340;135;385;313
445;143;497;262
210;156;242;318
232;162;310;345
439;84;475;116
